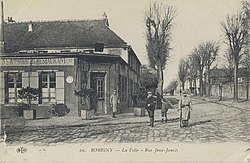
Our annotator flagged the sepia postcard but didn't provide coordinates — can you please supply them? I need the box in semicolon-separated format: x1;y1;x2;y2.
0;0;250;162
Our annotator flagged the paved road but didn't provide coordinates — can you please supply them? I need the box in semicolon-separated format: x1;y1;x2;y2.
5;98;250;145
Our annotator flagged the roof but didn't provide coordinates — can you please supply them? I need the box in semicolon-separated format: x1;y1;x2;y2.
210;68;250;78
4;19;127;53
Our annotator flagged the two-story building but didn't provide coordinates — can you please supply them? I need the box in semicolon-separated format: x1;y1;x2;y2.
0;10;141;118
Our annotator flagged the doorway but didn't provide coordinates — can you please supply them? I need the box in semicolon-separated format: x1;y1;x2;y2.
90;72;106;114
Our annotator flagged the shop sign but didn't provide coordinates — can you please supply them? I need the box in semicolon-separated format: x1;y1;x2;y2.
0;58;74;66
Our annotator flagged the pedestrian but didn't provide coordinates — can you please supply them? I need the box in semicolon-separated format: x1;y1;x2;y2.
156;92;162;110
178;91;192;127
161;98;173;122
110;89;119;118
145;91;156;127
132;93;137;107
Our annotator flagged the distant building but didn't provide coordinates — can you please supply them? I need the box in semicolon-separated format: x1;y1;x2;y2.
210;68;250;85
0;9;141;117
210;68;250;98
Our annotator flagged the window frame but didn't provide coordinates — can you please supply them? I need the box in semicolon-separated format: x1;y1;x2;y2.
39;71;56;104
5;72;22;105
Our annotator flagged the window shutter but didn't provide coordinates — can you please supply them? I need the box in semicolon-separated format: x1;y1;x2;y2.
38;72;42;104
30;72;38;88
30;72;38;104
56;71;64;104
22;72;29;88
0;72;4;104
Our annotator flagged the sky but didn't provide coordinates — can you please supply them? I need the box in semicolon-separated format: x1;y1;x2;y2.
3;0;243;87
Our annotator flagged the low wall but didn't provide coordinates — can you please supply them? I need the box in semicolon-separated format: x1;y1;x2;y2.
211;82;249;99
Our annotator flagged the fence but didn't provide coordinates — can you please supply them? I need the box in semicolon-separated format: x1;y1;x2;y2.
211;82;250;99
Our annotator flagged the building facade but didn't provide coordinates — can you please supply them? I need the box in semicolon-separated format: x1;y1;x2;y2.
0;15;141;118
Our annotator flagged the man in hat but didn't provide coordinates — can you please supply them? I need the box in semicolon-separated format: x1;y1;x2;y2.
145;91;156;127
178;91;192;127
110;89;119;118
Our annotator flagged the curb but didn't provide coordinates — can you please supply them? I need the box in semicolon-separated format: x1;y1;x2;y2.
6;117;180;134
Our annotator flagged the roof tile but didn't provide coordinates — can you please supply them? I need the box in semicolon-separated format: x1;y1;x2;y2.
4;19;127;53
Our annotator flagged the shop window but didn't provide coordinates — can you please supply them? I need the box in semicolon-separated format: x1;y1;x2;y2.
5;72;22;104
39;72;56;104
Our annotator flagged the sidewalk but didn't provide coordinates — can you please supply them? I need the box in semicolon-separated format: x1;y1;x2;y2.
191;95;250;110
4;109;180;133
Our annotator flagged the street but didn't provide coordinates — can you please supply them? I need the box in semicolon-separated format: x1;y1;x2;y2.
5;98;250;145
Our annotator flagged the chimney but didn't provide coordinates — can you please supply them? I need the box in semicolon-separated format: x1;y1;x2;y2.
102;12;109;27
0;0;4;55
28;22;33;32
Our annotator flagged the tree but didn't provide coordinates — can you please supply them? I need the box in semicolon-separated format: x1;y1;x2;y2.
165;79;178;94
186;55;199;95
178;58;188;91
241;48;250;100
202;41;219;97
140;65;158;92
241;0;250;100
221;1;249;101
145;2;176;96
191;46;207;96
222;48;234;82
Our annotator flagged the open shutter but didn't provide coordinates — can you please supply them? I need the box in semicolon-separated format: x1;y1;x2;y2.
30;72;38;104
38;72;42;104
0;72;4;104
30;72;38;88
22;72;29;88
56;71;64;104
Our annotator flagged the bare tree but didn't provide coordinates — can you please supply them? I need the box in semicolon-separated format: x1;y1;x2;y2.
222;48;234;82
145;2;176;96
221;2;249;101
241;0;250;100
241;48;250;100
178;58;188;91
191;46;207;96
187;55;199;95
202;41;220;97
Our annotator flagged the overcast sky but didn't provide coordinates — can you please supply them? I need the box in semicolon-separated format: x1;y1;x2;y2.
3;0;242;87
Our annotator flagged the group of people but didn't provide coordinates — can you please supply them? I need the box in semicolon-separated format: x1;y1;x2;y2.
145;91;192;127
110;89;192;128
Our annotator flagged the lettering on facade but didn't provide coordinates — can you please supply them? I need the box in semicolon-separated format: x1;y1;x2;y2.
0;58;74;66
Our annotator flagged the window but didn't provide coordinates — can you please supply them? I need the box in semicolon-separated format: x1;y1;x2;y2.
5;72;22;104
39;72;56;104
96;78;104;98
90;72;106;100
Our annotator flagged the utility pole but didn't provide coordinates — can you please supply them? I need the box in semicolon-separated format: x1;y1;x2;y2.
0;0;4;138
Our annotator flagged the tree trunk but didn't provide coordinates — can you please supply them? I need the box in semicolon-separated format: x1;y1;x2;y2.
206;65;211;97
157;68;164;96
194;79;197;95
182;81;185;91
247;67;249;100
199;72;203;96
189;79;192;93
234;62;238;101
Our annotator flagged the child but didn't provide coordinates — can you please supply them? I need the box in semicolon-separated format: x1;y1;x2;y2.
161;98;173;122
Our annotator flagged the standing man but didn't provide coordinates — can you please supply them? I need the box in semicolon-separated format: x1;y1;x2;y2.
145;92;156;127
132;93;137;107
110;89;119;118
178;91;192;127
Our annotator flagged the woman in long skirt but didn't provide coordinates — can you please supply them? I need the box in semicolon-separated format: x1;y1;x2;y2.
178;91;192;127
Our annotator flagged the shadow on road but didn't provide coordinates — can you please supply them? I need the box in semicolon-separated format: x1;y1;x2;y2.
188;120;212;127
